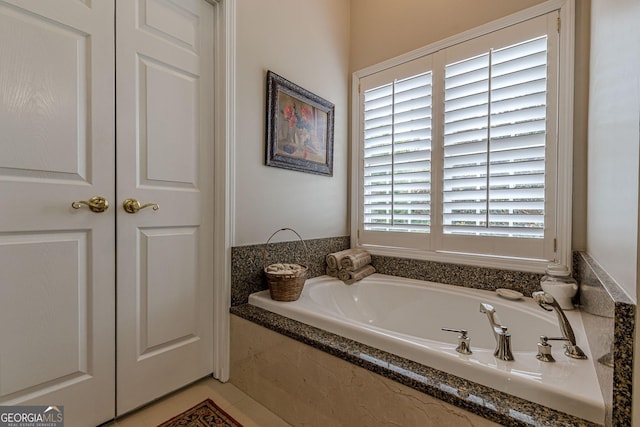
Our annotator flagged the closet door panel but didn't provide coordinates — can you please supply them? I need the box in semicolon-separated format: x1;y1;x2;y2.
139;57;199;187
0;1;115;426
116;0;214;414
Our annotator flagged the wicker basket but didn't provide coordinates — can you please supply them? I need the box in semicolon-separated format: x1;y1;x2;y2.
263;228;309;301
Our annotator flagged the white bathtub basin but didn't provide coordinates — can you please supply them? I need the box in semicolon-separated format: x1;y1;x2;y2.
249;273;604;424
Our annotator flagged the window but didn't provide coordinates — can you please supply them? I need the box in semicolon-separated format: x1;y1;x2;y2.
352;4;574;271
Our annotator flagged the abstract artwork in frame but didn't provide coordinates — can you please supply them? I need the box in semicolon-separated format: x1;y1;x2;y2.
265;70;334;176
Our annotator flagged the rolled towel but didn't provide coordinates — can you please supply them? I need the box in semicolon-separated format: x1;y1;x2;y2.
339;264;376;285
340;250;371;271
326;267;339;277
337;268;351;282
326;249;356;270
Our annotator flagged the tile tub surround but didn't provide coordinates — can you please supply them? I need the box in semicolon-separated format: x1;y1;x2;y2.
231;236;541;307
230;240;633;425
231;236;349;307
230;314;501;427
370;255;544;297
574;252;636;427
230;306;598;427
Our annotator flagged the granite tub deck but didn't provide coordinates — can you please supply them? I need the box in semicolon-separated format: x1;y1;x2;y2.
231;304;598;427
574;252;636;426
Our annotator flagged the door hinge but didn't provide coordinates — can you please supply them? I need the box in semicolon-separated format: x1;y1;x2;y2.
553;238;557;253
557;16;561;33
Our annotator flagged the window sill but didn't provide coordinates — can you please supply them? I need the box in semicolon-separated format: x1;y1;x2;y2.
357;242;551;274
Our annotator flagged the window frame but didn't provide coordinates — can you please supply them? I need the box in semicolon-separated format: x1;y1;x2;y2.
350;0;575;273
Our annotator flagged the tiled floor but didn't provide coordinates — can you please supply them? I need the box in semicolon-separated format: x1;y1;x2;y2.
105;377;291;427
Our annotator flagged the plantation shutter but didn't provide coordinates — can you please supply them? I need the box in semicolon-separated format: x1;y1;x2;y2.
363;72;432;233
443;36;548;238
355;11;560;263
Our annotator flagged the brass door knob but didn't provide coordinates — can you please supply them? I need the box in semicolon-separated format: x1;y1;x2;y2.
122;198;159;214
71;196;109;213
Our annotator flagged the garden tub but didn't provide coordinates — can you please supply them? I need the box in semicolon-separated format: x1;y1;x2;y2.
248;273;604;424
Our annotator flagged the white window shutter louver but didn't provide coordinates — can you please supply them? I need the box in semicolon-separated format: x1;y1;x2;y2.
363;72;432;233
443;36;548;238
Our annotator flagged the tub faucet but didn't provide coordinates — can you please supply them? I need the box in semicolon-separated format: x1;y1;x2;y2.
479;303;514;361
532;291;587;359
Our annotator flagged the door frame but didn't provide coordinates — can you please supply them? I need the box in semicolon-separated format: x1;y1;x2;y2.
212;0;235;382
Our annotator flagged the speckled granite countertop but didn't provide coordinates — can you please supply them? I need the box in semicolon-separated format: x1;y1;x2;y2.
230;304;600;427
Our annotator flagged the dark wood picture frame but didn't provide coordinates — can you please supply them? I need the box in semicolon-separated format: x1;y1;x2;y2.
265;70;334;176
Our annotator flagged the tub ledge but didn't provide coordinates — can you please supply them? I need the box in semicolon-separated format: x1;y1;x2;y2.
230;303;601;427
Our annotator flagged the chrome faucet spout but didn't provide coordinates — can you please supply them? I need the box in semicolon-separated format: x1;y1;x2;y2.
532;291;587;359
479;303;514;361
479;303;501;335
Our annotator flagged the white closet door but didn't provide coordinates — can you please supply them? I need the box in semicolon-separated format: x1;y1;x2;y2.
0;1;116;426
115;0;215;414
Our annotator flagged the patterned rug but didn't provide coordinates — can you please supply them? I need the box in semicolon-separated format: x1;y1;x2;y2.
157;399;243;427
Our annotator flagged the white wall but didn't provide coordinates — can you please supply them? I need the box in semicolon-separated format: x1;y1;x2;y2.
587;0;640;301
587;1;640;425
349;0;546;74
234;0;350;245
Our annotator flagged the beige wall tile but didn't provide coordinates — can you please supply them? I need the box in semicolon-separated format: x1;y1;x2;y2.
230;315;499;427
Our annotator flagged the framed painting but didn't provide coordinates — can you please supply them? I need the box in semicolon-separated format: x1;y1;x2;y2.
265;70;334;176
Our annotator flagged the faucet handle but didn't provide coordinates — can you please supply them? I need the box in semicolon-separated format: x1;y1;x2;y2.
441;328;472;355
441;327;467;336
536;335;556;362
